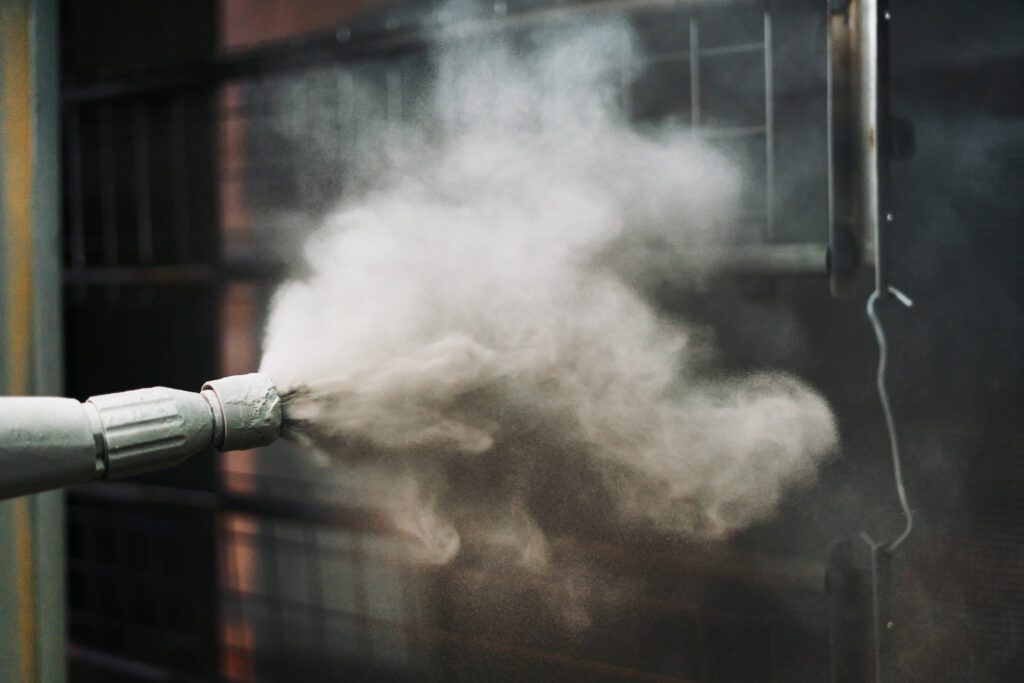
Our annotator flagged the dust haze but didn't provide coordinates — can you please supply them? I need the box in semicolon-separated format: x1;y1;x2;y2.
259;7;838;619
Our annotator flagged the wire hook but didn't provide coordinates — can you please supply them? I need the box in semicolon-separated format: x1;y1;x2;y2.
866;285;915;553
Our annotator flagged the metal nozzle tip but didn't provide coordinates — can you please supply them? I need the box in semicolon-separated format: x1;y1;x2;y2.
201;373;282;451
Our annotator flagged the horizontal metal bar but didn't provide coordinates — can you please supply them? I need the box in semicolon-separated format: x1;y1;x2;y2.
70;479;824;592
635;39;767;68
581;540;825;593
642;49;690;65
61;243;822;287
676;243;827;276
218;590;700;683
69;481;409;538
444;560;800;617
63;0;758;104
69;480;221;508
371;608;699;683
69;610;204;647
700;40;765;57
62;259;284;285
696;124;767;139
219;558;783;634
63;266;215;286
62;30;419;105
67;643;218;683
69;556;202;591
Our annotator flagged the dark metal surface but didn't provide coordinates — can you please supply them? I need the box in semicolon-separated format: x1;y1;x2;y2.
57;1;852;681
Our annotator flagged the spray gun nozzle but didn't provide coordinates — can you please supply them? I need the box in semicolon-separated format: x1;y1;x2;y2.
0;373;283;500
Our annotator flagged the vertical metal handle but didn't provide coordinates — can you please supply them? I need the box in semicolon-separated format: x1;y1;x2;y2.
828;0;884;296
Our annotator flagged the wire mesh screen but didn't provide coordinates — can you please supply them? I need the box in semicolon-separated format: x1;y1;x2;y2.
224;1;830;262
213;497;828;682
61;1;835;681
212;5;829;680
67;493;220;679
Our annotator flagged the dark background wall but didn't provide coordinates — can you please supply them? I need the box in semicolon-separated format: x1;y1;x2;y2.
61;2;223;679
56;1;1024;681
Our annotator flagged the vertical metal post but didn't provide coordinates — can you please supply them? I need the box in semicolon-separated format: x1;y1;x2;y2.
386;66;402;129
0;1;66;682
171;98;192;262
696;613;710;682
620;36;632;118
66;107;85;271
689;18;701;128
100;103;118;265
133;103;154;264
763;9;776;239
337;69;355;166
828;0;882;294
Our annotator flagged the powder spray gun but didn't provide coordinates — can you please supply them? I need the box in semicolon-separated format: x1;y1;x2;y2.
0;373;282;500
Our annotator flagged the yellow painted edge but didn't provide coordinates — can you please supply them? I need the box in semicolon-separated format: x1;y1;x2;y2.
2;0;34;393
2;0;38;680
13;498;37;683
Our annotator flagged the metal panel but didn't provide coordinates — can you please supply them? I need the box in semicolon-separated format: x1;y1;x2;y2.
0;0;66;682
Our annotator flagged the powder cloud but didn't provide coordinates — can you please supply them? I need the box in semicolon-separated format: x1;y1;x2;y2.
260;11;837;583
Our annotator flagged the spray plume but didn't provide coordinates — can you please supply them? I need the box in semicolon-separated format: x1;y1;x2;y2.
260;10;837;580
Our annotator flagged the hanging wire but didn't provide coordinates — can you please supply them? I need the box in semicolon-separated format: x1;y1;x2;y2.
865;285;915;553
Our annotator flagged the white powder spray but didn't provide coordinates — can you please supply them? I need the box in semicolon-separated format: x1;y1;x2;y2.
260;13;837;575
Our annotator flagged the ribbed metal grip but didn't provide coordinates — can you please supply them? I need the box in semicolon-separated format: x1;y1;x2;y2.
88;386;215;479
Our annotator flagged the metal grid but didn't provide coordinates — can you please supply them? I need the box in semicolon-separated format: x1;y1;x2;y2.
69;472;826;682
61;0;833;283
60;2;1024;681
66;490;220;681
61;1;834;681
225;2;782;258
63;93;222;288
215;518;783;683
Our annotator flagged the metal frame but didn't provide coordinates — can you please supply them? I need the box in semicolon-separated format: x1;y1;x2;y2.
0;1;65;682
